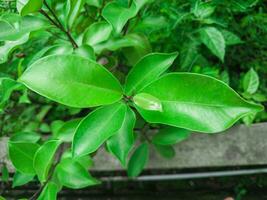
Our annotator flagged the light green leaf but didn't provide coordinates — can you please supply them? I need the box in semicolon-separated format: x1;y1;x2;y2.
124;52;178;95
8;141;40;175
127;143;149;177
102;0;150;33
37;182;58;200
133;93;162;112
56;158;100;189
55;118;81;142
152;127;190;145
10;132;40;143
66;0;84;29
72;102;127;157
221;30;243;46
33;140;61;183
192;1;216;19
83;21;113;46
74;44;96;60
0;14;48;41
243;68;259;95
85;0;102;7
199;27;225;61
12;172;35;188
17;0;43;16
19;55;123;108
61;150;93;169
43;44;73;57
0;34;29;64
106;106;136;167
154;144;175;159
136;73;263;133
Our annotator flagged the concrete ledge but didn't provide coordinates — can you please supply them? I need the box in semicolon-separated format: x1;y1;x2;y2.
1;123;267;172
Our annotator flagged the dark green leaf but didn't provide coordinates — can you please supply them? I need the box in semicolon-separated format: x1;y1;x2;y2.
8;141;40;175
1;165;9;183
127;143;149;177
33;140;61;183
152;127;190;145
19;55;123;108
72;102;127;157
12;172;35;188
154;144;175;159
106;106;136;167
56;158;100;189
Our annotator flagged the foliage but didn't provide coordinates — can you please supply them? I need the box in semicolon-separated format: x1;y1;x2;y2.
0;0;266;199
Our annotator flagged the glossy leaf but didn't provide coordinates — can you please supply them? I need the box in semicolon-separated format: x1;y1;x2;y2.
10;131;40;143
102;0;150;33
19;55;123;108
133;93;163;112
33;140;61;183
55;118;81;142
106;106;136;167
0;34;29;64
199;27;225;61
74;44;96;60
125;52;178;95
17;0;43;16
152;127;190;145
127;143;149;177
0;15;48;41
136;73;263;133
8;141;40;174
72;102;127;157
12;172;35;188
66;0;84;28
243;68;259;95
193;1;216;19
83;21;113;46
56;158;100;189
37;182;58;200
1;165;9;182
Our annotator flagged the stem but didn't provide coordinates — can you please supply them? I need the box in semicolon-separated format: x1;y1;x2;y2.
40;1;78;49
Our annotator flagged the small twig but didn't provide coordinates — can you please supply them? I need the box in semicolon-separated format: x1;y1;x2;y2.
41;1;78;48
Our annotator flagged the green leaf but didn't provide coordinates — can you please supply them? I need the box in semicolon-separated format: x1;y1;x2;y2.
0;34;29;64
106;106;136;167
221;30;243;46
12;172;35;188
19;55;123;108
33;140;61;183
154;144;175;159
1;165;9;183
61;150;93;169
124;52;178;95
37;182;58;200
54;118;81;142
133;93;162;112
17;0;43;16
10;131;40;143
66;0;84;29
152;127;190;145
55;158;100;189
102;0;150;33
127;143;149;177
74;44;96;60
199;27;225;61
243;68;259;95
0;14;48;41
136;73;263;133
43;44;73;57
8;141;40;175
72;102;127;157
83;21;113;46
192;1;216;19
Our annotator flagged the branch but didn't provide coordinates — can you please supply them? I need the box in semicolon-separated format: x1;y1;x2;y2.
40;1;78;49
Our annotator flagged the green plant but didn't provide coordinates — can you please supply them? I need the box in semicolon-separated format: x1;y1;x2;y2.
0;0;265;199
